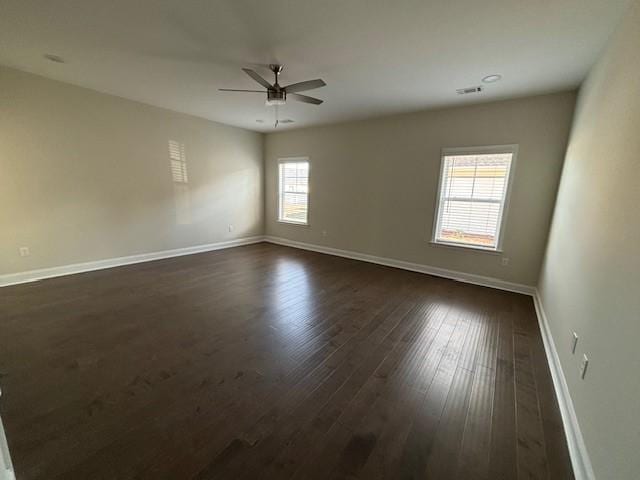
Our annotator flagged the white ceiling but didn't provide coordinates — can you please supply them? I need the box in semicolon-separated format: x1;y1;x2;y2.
0;0;630;132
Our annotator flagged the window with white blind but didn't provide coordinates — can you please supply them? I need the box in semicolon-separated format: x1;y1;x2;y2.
278;158;309;225
432;145;517;251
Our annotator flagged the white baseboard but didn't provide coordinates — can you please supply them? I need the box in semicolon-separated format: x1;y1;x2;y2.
0;468;14;480
264;235;535;295
0;236;265;287
533;290;595;480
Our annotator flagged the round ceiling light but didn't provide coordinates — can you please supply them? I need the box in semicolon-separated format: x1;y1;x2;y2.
43;54;65;63
482;74;502;83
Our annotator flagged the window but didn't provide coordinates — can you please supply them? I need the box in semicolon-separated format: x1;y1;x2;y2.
278;158;309;225
432;145;517;251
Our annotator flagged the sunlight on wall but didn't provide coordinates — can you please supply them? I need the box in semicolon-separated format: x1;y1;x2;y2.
169;140;191;225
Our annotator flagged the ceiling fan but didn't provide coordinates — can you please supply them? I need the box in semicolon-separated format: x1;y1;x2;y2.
220;64;326;107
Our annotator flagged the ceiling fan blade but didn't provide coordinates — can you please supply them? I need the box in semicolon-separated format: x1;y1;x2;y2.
284;79;326;93
242;68;273;89
289;93;323;105
218;89;265;92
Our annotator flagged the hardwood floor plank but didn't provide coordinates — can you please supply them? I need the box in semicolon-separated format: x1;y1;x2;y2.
258;298;424;480
288;301;448;480
366;306;472;480
455;364;496;480
325;303;461;479
488;310;518;479
423;365;476;479
513;299;550;480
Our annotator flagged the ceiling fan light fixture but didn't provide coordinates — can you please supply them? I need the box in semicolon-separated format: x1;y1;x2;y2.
265;98;286;106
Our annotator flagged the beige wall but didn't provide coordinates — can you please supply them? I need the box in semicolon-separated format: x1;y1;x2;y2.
0;67;263;275
538;2;640;479
265;92;576;286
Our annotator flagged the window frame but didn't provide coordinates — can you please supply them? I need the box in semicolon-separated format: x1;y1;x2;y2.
277;156;311;226
431;144;518;253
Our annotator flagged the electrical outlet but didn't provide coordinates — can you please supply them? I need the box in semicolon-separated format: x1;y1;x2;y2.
580;354;589;379
228;224;234;232
19;246;30;257
571;332;579;354
322;230;327;237
501;257;509;266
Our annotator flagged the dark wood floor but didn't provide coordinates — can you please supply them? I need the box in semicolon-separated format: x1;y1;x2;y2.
0;243;573;479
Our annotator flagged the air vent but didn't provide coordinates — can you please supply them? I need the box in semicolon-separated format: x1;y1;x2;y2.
279;119;294;124
456;86;483;95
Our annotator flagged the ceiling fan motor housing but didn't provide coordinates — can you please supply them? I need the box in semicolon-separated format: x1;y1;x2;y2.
267;89;286;105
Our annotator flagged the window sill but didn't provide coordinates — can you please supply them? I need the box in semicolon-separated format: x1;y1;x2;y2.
277;220;309;227
429;240;503;255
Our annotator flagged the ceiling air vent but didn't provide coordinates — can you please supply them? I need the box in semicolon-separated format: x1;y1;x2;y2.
456;86;483;95
279;119;295;124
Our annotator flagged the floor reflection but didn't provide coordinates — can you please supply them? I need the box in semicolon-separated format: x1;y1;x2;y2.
266;256;318;351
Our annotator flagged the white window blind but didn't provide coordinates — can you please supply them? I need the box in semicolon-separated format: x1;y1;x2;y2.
278;159;309;224
433;147;515;250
